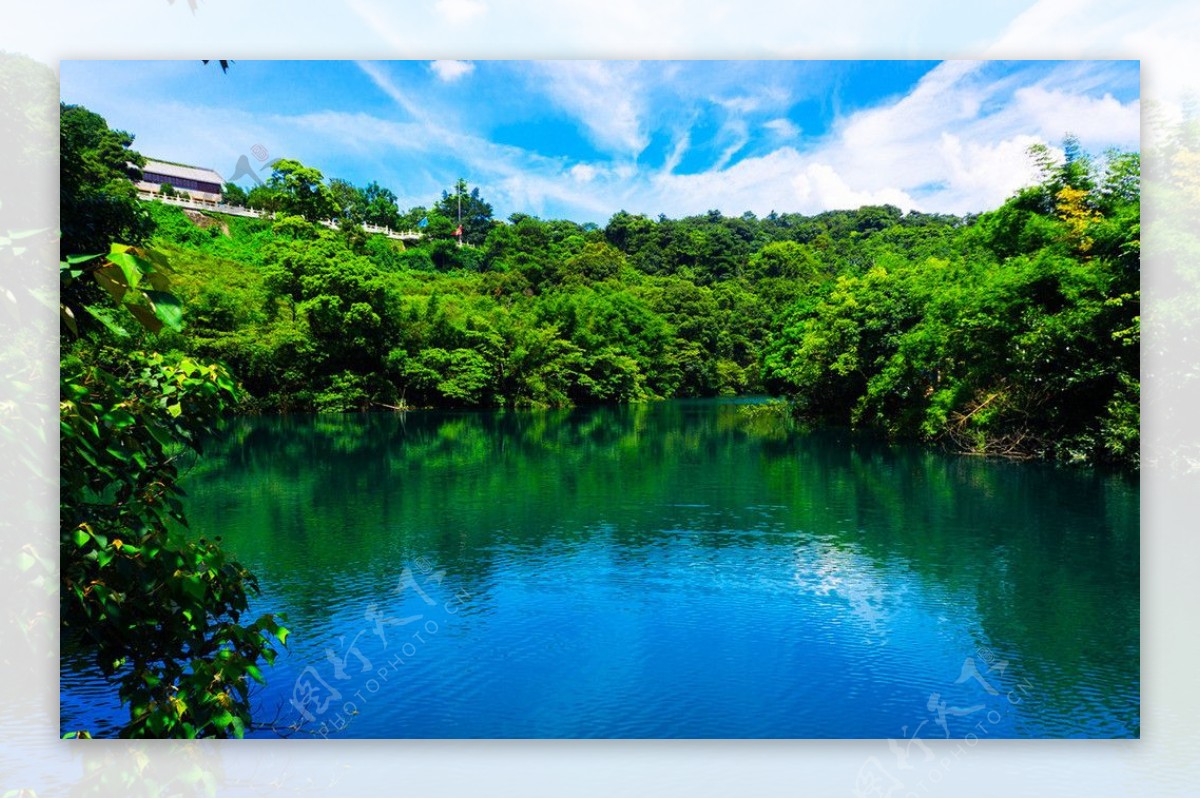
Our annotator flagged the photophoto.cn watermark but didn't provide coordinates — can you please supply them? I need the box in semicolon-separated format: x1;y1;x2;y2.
855;646;1036;798
228;143;280;188
280;555;472;738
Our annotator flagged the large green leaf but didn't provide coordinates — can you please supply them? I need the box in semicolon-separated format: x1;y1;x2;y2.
82;305;131;339
141;247;175;274
106;250;152;291
125;301;164;334
93;265;130;304
144;290;185;332
145;270;173;292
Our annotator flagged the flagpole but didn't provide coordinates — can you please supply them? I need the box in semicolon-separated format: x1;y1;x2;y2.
457;182;462;248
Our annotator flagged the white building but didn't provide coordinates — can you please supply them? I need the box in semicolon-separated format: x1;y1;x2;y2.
135;159;225;205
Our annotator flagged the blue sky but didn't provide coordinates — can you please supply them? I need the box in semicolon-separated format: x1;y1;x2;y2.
61;59;1139;224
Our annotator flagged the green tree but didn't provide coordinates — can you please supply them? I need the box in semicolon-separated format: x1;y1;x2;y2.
60;104;288;737
746;240;821;280
763;142;1139;466
221;182;249;207
361;181;402;229
399;347;493;406
328;178;366;223
434;178;494;245
245;184;281;214
562;241;626;282
60;246;288;738
266;159;337;223
59;103;154;258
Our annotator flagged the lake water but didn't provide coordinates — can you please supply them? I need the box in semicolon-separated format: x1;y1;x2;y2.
60;399;1139;738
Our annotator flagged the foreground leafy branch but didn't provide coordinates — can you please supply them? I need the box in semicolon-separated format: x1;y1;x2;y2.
60;246;287;738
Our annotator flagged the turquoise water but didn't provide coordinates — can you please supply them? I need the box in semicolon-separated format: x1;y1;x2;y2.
60;399;1139;738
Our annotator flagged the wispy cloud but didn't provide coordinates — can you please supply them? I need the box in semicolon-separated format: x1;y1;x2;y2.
355;60;431;124
712;86;790;115
531;61;649;158
662;125;692;175
711;119;750;172
781;60;1140;214
764;118;800;140
334;60;1131;219
522;60;1137;219
61;59;1141;225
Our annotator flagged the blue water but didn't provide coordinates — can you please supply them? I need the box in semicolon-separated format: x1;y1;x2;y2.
60;400;1140;738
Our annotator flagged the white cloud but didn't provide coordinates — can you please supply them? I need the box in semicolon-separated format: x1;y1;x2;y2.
638;149;918;218
570;164;598;182
794;163;917;212
764;118;800;140
356;61;430;124
711;119;749;171
430;60;475;82
935;132;1045;210
769;60;1140;216
533;61;648;157
984;0;1192;140
715;95;764;114
349;59;1139;221
662;125;692;174
712;86;790;115
283;104;619;220
124;59;1141;226
1012;86;1140;145
988;0;1143;58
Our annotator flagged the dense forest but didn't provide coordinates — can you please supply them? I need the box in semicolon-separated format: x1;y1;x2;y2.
60;99;1138;735
86;111;1139;467
68;105;1142;466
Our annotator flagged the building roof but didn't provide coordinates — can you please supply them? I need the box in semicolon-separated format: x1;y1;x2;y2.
141;159;225;186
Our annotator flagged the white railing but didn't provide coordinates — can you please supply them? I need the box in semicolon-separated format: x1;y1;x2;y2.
316;218;421;240
138;192;422;240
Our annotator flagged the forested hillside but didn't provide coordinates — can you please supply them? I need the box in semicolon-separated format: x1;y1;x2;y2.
64;103;1140;467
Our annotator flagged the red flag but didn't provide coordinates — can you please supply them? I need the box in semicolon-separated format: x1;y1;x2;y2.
454;225;463;237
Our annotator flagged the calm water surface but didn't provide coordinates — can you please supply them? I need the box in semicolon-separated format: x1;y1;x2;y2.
61;399;1139;738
